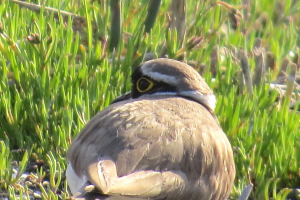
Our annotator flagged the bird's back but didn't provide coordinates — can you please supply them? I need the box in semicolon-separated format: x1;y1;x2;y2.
67;95;235;200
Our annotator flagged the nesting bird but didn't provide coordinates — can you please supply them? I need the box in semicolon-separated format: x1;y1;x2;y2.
66;58;235;200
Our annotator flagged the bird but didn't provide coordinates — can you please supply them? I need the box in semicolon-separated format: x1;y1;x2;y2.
66;58;235;200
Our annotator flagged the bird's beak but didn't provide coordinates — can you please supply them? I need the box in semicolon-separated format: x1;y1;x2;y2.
110;92;132;104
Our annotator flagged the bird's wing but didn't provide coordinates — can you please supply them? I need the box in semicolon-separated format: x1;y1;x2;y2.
67;97;234;199
68;98;183;177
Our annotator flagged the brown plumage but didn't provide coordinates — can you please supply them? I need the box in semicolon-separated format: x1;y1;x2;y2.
66;58;235;200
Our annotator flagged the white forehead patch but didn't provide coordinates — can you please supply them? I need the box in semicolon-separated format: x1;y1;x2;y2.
141;64;179;85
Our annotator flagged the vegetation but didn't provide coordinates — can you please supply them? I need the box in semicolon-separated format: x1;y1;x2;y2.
0;0;299;199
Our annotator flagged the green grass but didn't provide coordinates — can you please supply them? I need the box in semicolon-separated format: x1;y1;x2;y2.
0;0;300;199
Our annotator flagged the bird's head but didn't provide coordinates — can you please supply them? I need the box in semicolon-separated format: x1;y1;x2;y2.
112;58;216;112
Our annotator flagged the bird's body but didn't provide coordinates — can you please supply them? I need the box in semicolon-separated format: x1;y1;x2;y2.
67;59;235;200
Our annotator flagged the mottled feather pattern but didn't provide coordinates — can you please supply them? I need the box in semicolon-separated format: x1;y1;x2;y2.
67;95;234;199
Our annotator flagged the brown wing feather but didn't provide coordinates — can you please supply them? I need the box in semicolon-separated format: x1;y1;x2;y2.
67;96;235;199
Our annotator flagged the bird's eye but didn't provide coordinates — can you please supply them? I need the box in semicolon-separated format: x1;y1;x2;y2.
136;78;154;93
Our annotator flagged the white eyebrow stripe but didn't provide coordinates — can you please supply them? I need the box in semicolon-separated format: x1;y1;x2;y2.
141;66;179;85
